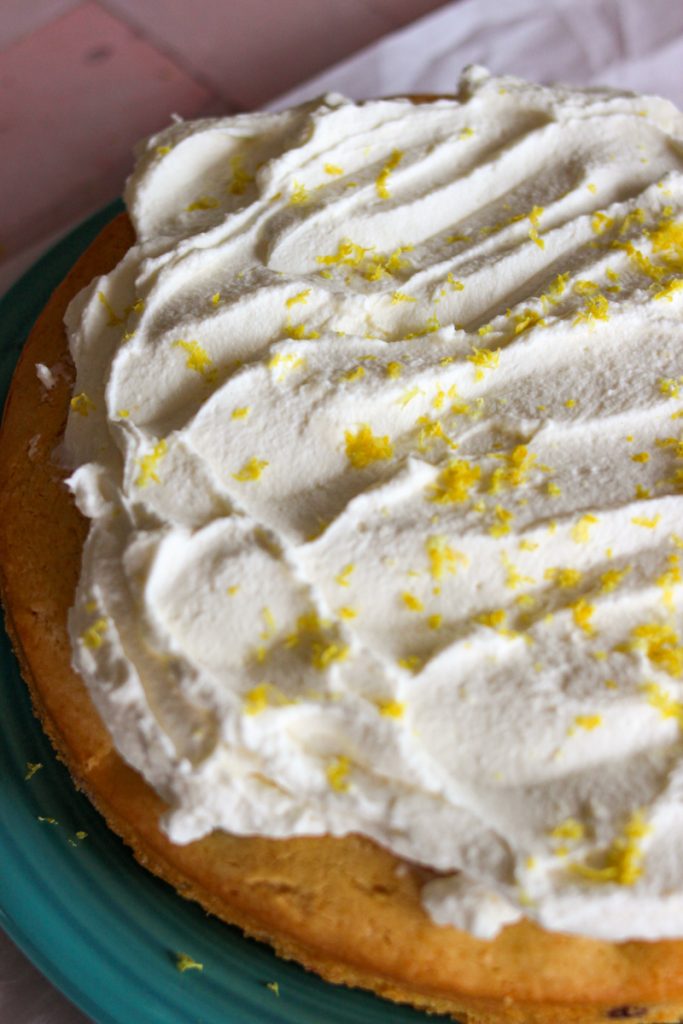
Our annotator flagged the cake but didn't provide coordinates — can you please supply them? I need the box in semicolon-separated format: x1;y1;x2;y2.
2;68;683;1023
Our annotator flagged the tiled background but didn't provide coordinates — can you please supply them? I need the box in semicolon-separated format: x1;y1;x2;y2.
0;0;448;297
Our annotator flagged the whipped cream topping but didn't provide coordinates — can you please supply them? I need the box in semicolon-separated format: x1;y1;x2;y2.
64;68;683;941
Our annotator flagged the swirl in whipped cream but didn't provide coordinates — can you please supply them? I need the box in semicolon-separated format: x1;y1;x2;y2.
64;68;683;941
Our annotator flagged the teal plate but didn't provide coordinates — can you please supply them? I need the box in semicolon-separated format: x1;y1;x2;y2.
0;204;446;1024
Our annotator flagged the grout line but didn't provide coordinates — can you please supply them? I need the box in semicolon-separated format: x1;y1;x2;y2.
92;0;248;112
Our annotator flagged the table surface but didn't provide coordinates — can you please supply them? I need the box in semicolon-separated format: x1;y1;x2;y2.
4;0;683;1020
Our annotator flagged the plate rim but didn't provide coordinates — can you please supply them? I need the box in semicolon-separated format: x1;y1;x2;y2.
0;201;437;1024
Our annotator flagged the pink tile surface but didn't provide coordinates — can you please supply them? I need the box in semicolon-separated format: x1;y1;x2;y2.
0;0;80;51
102;0;394;107
0;1;214;272
363;0;451;27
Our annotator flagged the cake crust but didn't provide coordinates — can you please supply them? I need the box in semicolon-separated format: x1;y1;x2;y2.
2;213;683;1024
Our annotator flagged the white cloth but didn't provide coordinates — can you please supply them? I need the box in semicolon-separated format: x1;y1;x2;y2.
5;0;683;1019
272;0;683;109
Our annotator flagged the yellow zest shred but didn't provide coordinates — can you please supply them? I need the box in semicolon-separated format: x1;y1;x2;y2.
136;439;168;487
541;272;570;307
568;810;651;886
571;514;598;543
70;392;95;417
316;238;371;267
489;505;514;537
476;609;506;629
186;195;220;212
232;457;268;482
229;154;253;195
401;592;424;613
600;566;631;593
344;424;393;468
405;313;440;338
324;163;344;176
97;290;123;326
573;293;610;326
591;212;614;235
653;278;683;301
260;606;277;640
289;180;309;205
429;460;481;504
426;535;465;580
642;681;683;725
572;714;603;732
244;682;292;715
659;377;682;398
513;308;546;335
173;339;217;382
343;366;365;383
231;406;250;420
630;622;683;678
571;599;596;636
335;564;355;587
467;347;500;379
327;755;351;791
447;272;465;292
398;655;422;673
377;699;405;719
657;554;682;610
386;361;403;379
551;818;585;841
176;953;204;972
631;514;661;529
375;149;404;200
312;642;348;670
502;554;534;589
269;351;307;380
519;539;539;551
574;279;599;295
285;289;311;308
82;617;107;650
528;206;545;249
416;416;457;453
244;684;270;715
285;320;319;340
488;445;537;493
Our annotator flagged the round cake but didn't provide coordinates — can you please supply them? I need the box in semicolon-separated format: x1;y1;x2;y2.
2;68;683;1023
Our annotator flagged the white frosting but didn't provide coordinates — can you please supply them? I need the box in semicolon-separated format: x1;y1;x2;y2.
36;363;56;391
63;68;683;941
